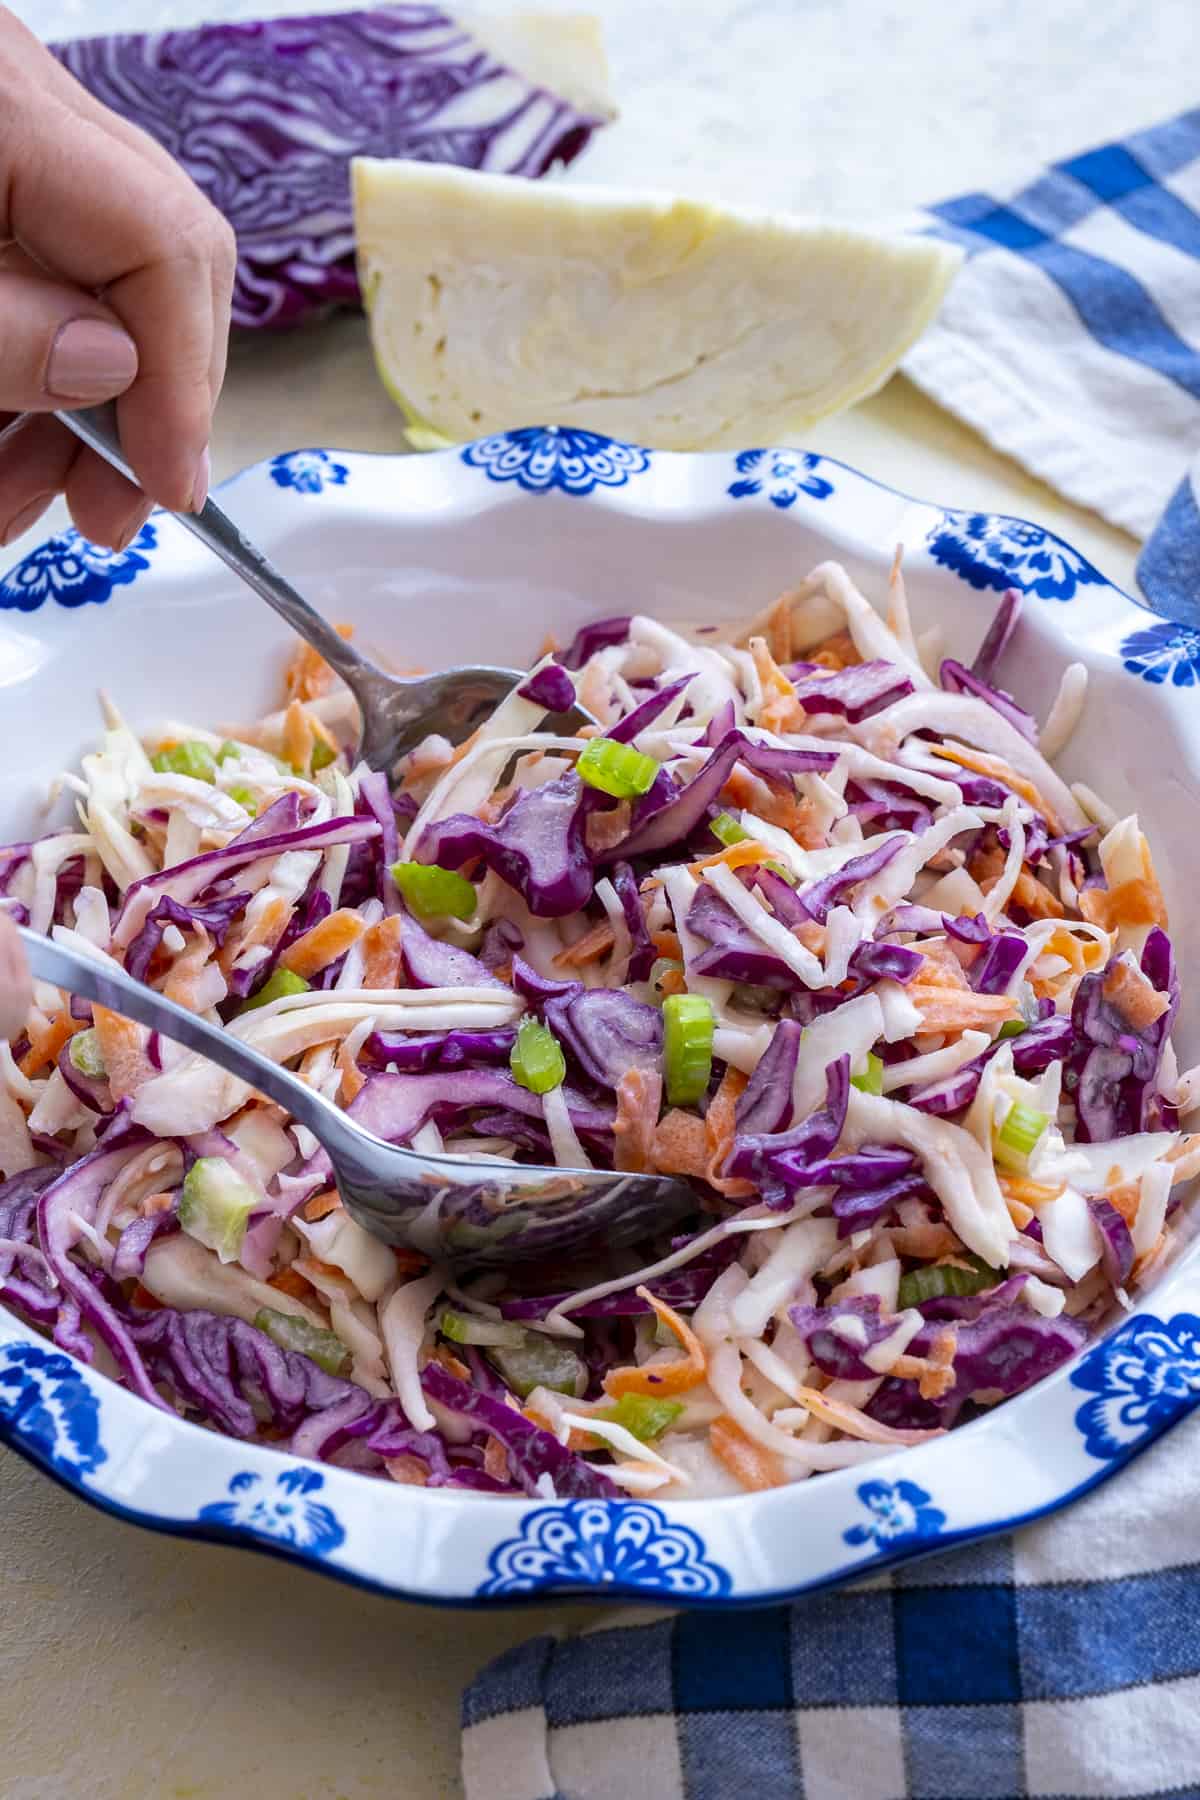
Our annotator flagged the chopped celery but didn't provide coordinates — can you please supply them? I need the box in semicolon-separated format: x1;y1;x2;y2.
179;1157;260;1263
709;811;748;848
310;737;337;773
253;1307;351;1377
998;1019;1026;1040
68;1028;106;1079
217;740;244;764
597;1392;684;1441
897;1256;998;1309
487;1334;585;1399
510;1017;566;1095
663;992;714;1106
226;783;258;816
851;1052;884;1096
576;736;659;799
439;1307;526;1348
648;957;685;1006
391;860;477;920
151;740;217;782
239;968;310;1013
993;1101;1049;1172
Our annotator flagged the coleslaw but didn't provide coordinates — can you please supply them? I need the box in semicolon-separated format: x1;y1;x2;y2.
2;558;1196;1501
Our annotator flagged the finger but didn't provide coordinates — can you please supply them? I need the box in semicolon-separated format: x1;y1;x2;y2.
64;448;153;551
0;912;32;1042
29;43;236;410
0;268;138;412
0;411;81;547
3;94;234;511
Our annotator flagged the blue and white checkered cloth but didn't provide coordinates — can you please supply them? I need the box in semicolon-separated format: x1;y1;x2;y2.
462;110;1200;1800
462;1415;1200;1799
906;106;1200;623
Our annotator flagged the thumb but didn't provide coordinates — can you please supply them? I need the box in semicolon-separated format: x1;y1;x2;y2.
0;269;138;412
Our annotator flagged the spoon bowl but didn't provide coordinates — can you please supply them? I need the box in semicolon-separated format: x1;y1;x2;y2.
55;403;595;776
19;927;695;1267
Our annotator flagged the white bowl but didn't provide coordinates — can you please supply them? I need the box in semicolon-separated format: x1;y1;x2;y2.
4;428;1200;1606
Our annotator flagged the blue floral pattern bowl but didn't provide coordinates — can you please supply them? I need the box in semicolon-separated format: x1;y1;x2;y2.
3;430;1198;1608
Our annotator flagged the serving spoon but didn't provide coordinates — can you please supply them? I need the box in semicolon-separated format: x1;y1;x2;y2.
54;403;594;777
18;930;695;1268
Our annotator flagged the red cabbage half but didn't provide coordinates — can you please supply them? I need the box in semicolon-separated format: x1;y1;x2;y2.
54;8;610;330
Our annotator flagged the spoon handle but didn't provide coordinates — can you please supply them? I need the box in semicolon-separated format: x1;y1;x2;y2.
55;403;380;705
19;926;365;1163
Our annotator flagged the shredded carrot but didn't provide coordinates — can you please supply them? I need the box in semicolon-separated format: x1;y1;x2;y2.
1105;1181;1141;1230
281;699;316;774
687;838;779;876
914;939;972;990
809;628;861;671
794;1384;943;1444
303;1189;343;1222
1010;868;1065;920
1080;876;1168;932
890;1326;957;1402
1102;959;1170;1031
1000;1175;1063;1208
651;929;682;960
887;1223;963;1260
585;801;634;855
360;914;405;989
432;1344;470;1381
18;1012;83;1078
709;1414;786;1490
704;1065;756;1199
931;743;1062;833
220;894;292;975
886;542;907;638
336;1040;367;1106
552;921;616;969
384;1454;430;1486
439;722;485;773
268;1265;316;1301
280;908;366;979
650;1108;709;1179
613;1067;661;1174
907;985;1017;1033
604;1287;706;1399
92;1005;154;1099
393;1247;432;1276
138;1191;175;1218
792;918;826;955
284;624;353;701
483;1435;510;1482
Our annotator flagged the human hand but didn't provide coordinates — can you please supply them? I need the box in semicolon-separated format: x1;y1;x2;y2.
0;6;236;550
0;911;31;1041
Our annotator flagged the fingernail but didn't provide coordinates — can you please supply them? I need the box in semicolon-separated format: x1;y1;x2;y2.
191;445;210;513
45;317;138;402
112;503;153;553
1;493;53;546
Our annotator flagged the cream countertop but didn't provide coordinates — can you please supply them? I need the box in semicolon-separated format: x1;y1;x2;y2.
1;0;1184;1794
